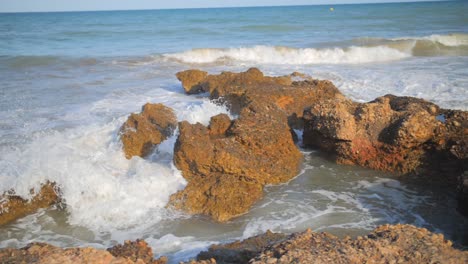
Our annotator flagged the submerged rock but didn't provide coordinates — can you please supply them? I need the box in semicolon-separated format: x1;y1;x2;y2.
458;171;468;216
188;225;468;264
0;239;165;264
0;183;59;226
120;103;177;159
303;94;467;176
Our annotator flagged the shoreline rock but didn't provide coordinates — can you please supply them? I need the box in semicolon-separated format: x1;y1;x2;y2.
120;103;177;159
0;183;59;226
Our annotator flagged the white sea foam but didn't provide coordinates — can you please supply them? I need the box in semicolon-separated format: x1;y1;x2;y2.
164;45;410;65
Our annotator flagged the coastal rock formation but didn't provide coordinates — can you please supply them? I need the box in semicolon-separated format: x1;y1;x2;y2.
170;68;345;221
0;183;59;226
171;103;302;221
303;94;468;175
0;239;166;264
197;230;287;264
176;68;343;127
190;225;468;264
120;103;177;159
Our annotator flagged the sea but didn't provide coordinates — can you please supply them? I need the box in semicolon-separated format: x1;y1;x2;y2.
0;1;467;262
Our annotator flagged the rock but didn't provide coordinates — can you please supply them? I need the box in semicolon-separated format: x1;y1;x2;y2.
0;183;59;226
197;230;287;264
303;94;467;175
176;68;343;127
249;224;468;264
171;104;301;221
120;103;177;159
171;68;345;221
176;70;208;94
0;239;164;264
108;240;167;264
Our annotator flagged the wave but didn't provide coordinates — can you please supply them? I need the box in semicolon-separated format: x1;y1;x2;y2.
0;55;100;69
164;33;468;65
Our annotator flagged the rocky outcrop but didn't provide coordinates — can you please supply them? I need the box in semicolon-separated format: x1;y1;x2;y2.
176;68;343;127
120;103;177;159
170;102;302;221
189;225;468;264
0;183;59;226
0;239;166;264
170;68;344;221
303;94;467;176
197;230;287;264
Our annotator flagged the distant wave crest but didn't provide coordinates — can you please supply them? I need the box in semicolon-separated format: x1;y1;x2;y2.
164;33;468;65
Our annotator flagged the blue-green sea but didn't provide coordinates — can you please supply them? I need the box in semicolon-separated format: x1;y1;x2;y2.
0;1;467;262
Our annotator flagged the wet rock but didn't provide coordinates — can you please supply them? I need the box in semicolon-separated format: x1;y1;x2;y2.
108;239;167;264
171;103;301;221
0;239;165;264
0;183;59;226
303;94;467;175
176;69;208;94
249;224;468;264
197;230;287;264
176;68;343;128
171;68;344;221
120;103;177;159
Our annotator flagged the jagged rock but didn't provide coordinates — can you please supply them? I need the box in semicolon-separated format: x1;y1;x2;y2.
120;103;177;159
108;240;167;264
0;239;165;264
171;103;301;221
197;230;287;264
303;94;467;175
250;224;467;264
176;68;343;127
0;183;59;226
171;68;344;221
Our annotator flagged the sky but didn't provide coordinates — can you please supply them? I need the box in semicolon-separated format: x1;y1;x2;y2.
0;0;446;13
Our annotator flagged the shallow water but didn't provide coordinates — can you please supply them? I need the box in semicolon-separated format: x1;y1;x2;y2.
1;1;467;262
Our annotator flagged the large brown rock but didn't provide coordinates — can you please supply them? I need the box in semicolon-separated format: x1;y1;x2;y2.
171;68;344;222
120;103;177;159
0;183;59;226
171;102;302;221
303;94;467;175
176;68;343;127
249;224;468;264
0;239;165;264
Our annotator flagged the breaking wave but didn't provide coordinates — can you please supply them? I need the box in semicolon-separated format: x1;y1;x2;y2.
164;33;468;65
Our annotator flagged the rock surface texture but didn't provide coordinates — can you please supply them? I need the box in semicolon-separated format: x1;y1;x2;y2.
171;68;343;221
0;239;166;264
120;103;177;159
190;225;468;264
303;94;468;176
0;183;59;226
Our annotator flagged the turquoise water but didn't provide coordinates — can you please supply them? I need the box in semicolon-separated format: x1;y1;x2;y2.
0;1;467;262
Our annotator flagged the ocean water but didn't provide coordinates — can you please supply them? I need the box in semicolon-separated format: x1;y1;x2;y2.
0;1;467;261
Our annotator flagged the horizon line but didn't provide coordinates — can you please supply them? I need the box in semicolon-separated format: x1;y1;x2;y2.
0;0;452;14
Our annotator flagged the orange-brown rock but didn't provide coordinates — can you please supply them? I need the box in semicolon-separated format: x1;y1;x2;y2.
120;103;177;159
249;224;468;264
171;102;302;221
0;183;59;226
303;94;467;176
171;68;345;222
176;68;343;127
0;239;165;264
